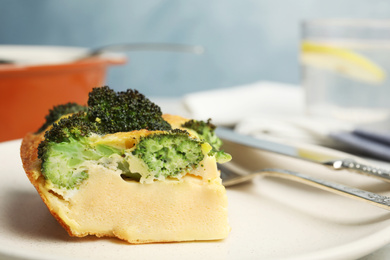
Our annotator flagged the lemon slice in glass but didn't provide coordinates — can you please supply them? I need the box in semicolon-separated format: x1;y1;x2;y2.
301;41;386;84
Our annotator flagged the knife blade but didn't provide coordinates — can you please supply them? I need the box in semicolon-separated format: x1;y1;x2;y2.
215;127;390;182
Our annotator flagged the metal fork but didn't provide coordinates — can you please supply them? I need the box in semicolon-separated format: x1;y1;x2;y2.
219;163;390;211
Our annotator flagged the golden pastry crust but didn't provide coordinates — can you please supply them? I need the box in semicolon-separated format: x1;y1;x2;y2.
20;132;76;237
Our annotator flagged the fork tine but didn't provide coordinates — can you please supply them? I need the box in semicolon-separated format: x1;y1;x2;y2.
218;164;239;179
218;163;258;187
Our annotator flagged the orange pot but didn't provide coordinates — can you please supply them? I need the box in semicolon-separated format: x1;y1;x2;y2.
0;45;126;142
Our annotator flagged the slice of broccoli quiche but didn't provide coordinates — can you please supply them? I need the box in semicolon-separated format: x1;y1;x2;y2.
20;86;231;244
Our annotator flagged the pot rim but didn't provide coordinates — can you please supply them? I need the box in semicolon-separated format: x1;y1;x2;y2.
0;45;127;74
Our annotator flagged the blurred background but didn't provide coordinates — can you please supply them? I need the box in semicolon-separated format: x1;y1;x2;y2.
2;0;390;97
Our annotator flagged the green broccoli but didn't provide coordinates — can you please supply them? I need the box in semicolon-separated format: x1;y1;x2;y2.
130;129;204;181
181;119;231;163
37;112;124;189
36;102;87;133
182;119;221;149
40;135;122;189
37;86;229;190
87;86;172;133
38;86;172;189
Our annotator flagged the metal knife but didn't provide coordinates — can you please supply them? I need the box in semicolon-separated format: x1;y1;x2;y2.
215;127;390;182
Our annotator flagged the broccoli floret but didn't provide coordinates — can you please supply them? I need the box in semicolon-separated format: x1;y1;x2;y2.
37;86;172;189
39;112;97;146
37;112;117;189
36;102;87;133
131;129;204;181
182;119;221;149
87;86;172;133
37;86;231;189
38;112;94;167
182;119;231;163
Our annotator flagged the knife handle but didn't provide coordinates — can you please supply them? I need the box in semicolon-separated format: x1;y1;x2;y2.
325;159;390;182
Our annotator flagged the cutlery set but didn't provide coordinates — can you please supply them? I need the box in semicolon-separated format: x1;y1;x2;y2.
216;127;390;210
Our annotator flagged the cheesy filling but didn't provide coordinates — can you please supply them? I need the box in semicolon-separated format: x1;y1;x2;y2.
47;164;229;243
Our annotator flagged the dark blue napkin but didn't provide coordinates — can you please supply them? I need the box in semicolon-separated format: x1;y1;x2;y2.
330;129;390;161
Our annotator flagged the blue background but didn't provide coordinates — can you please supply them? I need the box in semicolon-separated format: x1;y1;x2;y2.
1;0;390;96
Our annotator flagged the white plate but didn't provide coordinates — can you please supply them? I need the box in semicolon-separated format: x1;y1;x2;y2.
1;139;390;260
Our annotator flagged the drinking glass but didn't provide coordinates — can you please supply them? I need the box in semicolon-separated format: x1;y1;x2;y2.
301;19;390;127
